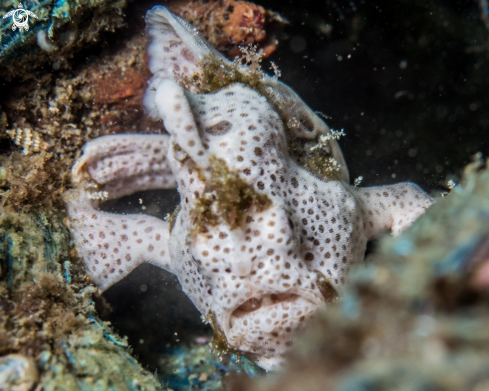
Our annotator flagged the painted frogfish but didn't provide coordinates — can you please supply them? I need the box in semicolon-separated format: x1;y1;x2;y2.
66;6;433;370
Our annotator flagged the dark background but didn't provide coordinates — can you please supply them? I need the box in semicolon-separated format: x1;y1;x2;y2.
268;0;489;192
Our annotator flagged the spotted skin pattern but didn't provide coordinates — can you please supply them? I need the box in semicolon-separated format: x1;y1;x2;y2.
65;6;433;370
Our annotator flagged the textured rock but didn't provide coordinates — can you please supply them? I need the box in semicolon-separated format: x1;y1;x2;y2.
0;154;165;390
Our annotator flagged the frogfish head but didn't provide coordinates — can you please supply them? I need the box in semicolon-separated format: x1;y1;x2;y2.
189;202;326;369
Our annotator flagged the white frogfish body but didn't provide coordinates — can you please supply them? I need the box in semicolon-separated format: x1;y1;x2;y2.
65;6;433;370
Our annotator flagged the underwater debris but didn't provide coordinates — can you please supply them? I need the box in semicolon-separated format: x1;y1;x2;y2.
87;190;109;200
0;0;128;80
172;0;287;59
232;158;489;390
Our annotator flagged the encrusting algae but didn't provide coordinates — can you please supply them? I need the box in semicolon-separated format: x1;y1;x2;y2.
0;150;165;389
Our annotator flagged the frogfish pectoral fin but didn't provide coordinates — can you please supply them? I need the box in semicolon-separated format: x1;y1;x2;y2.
350;182;434;239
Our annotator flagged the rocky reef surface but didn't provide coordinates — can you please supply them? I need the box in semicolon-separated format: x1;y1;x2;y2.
0;151;165;389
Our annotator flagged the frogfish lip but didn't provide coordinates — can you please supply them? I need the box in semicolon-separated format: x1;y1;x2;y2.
225;292;319;336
